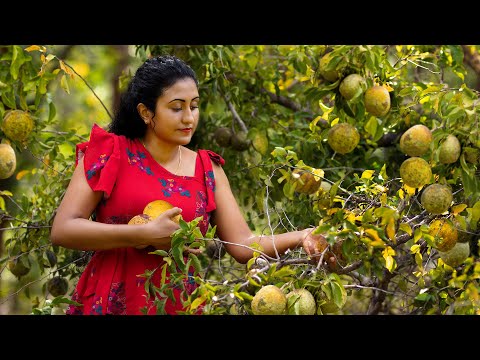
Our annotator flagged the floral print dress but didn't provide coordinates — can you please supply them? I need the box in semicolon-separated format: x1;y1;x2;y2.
66;124;224;315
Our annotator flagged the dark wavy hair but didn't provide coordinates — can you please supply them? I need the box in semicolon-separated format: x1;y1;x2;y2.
108;55;199;139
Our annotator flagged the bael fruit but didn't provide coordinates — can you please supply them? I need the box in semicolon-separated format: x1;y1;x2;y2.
213;127;233;148
438;134;461;164
364;85;391;117
205;239;226;259
8;255;31;278
439;242;470;267
286;288;316;315
327;123;360;155
339;74;367;100
129;200;181;249
429;219;458;252
318;52;339;82
291;169;321;194
47;276;69;297
399;157;432;188
1;109;34;143
399;124;433;157
251;285;287;315
452;217;471;243
420;184;453;214
230;131;250;151
0;143;16;179
463;147;479;164
143;200;181;222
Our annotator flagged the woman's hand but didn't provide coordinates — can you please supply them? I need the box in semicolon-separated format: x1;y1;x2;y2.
138;207;182;249
301;227;329;264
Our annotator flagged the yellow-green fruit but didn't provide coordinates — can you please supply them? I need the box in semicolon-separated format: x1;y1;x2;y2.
399;124;433;157
420;184;453;214
438;134;461;164
399;157;432;188
463;147;479;164
2;110;34;142
251;131;269;155
339;74;367;100
251;285;287;315
214;127;233;148
286;288;316;315
429;219;458;252
318;288;347;314
439;242;470;267
231;131;250;151
327;123;360;155
0;143;16;179
364;85;391;117
47;276;69;297
8;256;31;277
291;169;321;195
452;217;471;243
318;53;339;82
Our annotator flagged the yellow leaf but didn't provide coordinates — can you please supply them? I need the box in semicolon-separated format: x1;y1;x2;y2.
25;45;45;52
189;296;206;311
451;204;467;216
398;188;405;199
403;184;416;196
386;217;396;241
365;228;384;245
399;222;412;236
380;193;387;206
361;170;375;179
16;170;30;180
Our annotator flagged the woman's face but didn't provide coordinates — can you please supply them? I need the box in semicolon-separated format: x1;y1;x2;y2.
149;77;200;146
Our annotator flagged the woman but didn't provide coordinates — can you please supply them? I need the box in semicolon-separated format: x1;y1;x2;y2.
50;55;324;315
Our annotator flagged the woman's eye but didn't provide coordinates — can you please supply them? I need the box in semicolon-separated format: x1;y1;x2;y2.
191;106;199;110
173;108;182;112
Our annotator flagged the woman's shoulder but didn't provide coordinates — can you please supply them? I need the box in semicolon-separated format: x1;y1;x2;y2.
197;149;225;166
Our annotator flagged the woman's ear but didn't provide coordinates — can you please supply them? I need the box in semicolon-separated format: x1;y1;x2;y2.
136;103;152;124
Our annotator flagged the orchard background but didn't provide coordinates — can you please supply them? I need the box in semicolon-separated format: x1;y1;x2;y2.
0;45;479;315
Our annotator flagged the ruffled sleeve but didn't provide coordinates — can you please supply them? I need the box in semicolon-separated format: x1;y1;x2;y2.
197;149;225;212
76;124;121;199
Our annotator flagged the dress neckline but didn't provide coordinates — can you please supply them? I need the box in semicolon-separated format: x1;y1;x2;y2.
137;139;200;179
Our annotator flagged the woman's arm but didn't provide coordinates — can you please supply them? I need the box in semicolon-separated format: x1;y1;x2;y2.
211;162;316;264
50;157;181;251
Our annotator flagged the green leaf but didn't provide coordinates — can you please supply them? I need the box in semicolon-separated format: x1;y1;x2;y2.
188;253;202;273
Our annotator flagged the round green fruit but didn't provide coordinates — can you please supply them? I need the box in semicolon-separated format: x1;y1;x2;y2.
205;240;226;259
399;157;432;188
438;134;461;164
8;255;31;278
231;131;250;151
439;242;470;267
251;285;287;315
213;127;233;148
364;85;391;117
2;109;34;142
47;276;69;297
286;288;316;315
339;74;367;100
327;123;360;155
318;52;339;82
420;184;453;214
0;143;16;179
399;124;433;157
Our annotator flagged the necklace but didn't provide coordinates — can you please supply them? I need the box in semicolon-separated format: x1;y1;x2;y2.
141;139;182;175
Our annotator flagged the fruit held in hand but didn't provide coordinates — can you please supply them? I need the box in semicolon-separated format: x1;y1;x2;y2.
429;219;458;252
251;285;287;315
438;134;461;164
439;242;470;267
339;74;367;100
129;200;181;249
364;85;391;117
421;184;453;214
143;200;181;223
1;109;34;142
327;123;360;154
399;157;432;188
286;288;316;315
399;124;433;157
47;276;69;297
0;143;16;179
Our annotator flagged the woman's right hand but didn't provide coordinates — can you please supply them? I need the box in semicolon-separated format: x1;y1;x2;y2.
137;207;182;249
301;227;329;264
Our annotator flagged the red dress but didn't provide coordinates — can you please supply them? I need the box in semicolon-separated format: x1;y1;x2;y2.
66;124;225;315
